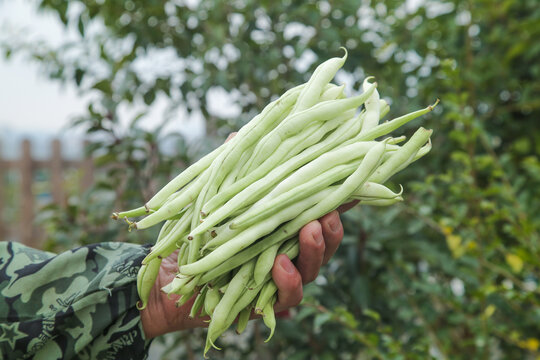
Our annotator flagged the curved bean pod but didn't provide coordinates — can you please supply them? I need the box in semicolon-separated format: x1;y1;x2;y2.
189;285;208;319
360;77;380;133
136;257;161;310
204;286;221;317
360;197;404;206
291;48;347;114
255;280;278;314
353;182;404;200
236;306;251;334
262;298;277;342
369;127;432;183
253;244;281;286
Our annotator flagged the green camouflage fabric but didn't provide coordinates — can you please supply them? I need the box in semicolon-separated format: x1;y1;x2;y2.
0;241;153;359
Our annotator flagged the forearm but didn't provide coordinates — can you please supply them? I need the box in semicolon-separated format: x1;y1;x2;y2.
0;241;152;360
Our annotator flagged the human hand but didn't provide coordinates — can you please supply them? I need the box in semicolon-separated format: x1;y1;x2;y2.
139;210;345;338
140;133;348;338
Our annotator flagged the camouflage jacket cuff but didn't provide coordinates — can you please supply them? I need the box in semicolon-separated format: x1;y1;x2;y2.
0;241;152;359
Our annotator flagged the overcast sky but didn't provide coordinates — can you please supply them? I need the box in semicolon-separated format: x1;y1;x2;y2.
0;0;88;136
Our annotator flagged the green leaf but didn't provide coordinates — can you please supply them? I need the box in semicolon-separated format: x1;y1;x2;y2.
313;312;332;332
92;79;112;95
75;68;85;86
143;90;156;105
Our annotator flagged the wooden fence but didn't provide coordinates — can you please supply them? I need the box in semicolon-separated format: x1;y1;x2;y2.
0;139;94;248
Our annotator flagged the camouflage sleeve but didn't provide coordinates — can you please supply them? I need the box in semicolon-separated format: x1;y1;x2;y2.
0;241;153;360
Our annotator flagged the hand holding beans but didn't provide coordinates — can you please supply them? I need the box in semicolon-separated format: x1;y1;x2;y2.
115;49;436;355
139;207;345;339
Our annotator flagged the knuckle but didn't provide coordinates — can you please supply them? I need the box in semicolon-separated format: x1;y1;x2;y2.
332;226;344;242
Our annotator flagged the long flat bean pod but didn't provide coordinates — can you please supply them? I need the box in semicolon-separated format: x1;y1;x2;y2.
360;77;380;133
291;48;347;114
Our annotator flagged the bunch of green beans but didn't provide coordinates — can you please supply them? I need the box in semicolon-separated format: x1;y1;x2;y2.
113;48;438;356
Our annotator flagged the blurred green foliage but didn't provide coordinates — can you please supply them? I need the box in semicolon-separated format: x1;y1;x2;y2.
2;0;540;358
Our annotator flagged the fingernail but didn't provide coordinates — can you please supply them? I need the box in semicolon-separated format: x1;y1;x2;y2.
279;257;295;274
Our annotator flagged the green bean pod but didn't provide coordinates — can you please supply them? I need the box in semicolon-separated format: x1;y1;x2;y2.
232;162;360;230
204;286;221;317
162;274;192;295
354;182;403;200
253;244;281;286
346;99;439;144
142;206;193;264
136;169;209;230
176;288;196;307
262;298;277;342
360;77;380;133
204;260;256;353
255;280;278;314
246;82;377;172
291;48;347;114
359;197;404;206
136;257;161;310
176;274;202;296
112;206;149;221
369;127;432;183
181;188;335;276
177;242;189;267
189;286;208;319
236;306;251;334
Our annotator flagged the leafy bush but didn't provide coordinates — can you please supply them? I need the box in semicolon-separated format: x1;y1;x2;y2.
2;0;539;358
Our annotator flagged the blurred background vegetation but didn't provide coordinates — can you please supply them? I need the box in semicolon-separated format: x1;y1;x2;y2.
2;0;540;358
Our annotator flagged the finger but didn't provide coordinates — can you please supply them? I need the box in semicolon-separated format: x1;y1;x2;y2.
337;200;359;213
319;210;344;265
225;132;238;142
296;220;325;284
272;254;303;311
160;249;180;274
